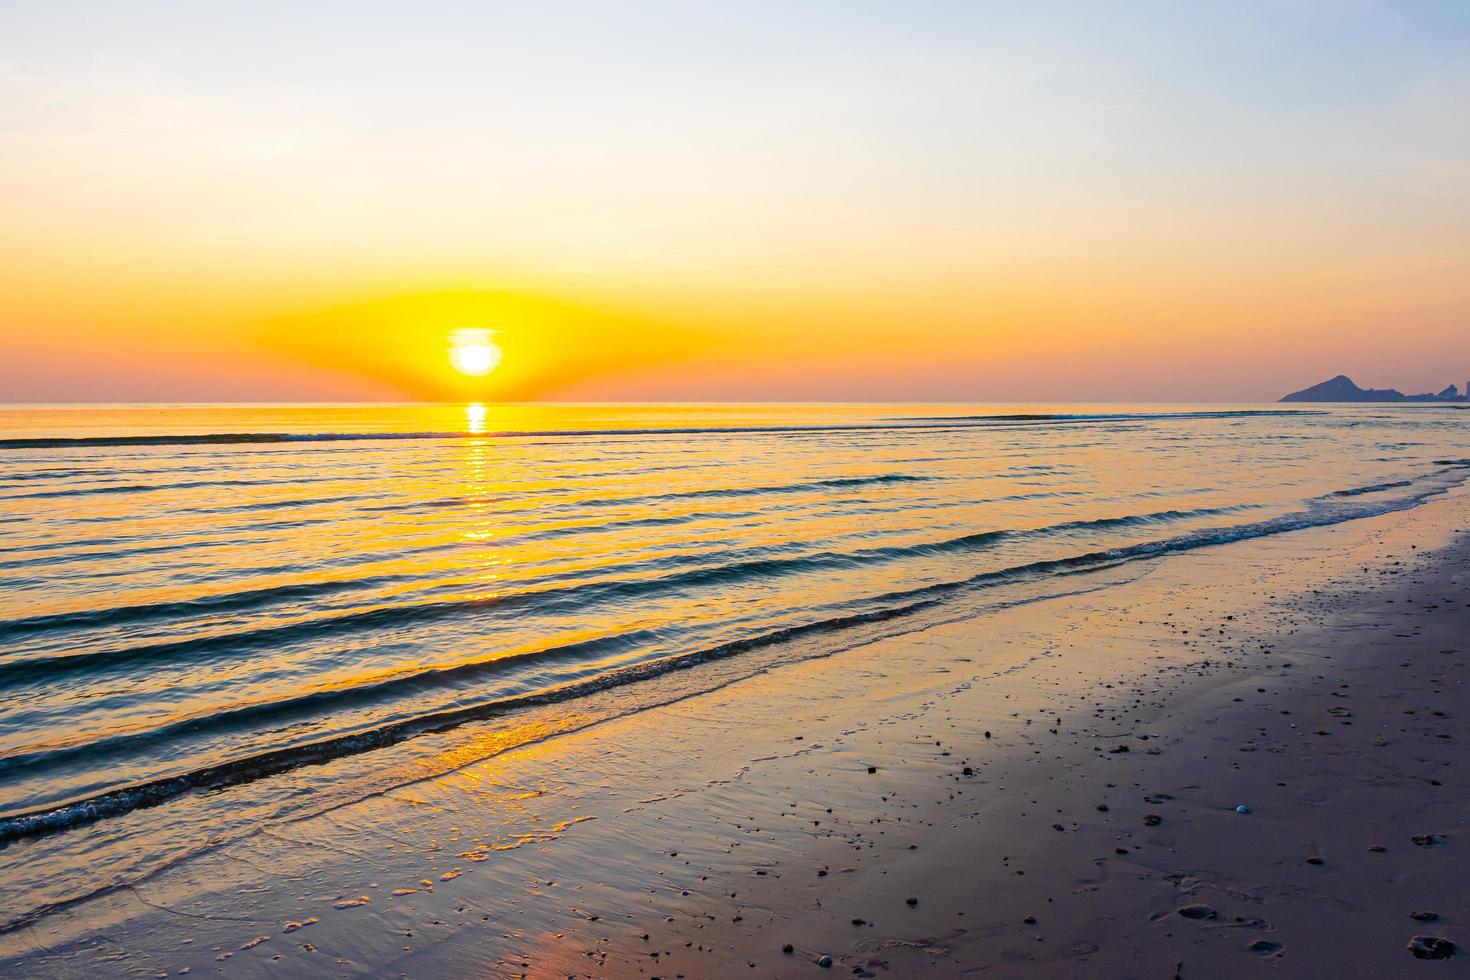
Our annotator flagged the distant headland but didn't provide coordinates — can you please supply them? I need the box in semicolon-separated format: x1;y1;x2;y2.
1280;375;1470;403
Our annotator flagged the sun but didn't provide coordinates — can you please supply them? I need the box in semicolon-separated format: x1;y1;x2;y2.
448;328;502;377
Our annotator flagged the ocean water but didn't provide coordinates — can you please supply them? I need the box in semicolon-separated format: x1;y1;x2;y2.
1;401;1467;930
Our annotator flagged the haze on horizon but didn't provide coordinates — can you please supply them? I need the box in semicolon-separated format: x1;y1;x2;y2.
2;0;1468;404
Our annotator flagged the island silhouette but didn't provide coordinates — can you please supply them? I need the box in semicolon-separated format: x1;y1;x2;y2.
1280;375;1469;403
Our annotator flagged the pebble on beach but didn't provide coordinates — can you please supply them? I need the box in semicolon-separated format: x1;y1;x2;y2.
1407;935;1457;960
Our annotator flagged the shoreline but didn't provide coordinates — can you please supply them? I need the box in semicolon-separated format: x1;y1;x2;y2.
4;492;1469;977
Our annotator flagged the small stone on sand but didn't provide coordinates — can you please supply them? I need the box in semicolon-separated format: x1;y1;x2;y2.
1407;935;1457;960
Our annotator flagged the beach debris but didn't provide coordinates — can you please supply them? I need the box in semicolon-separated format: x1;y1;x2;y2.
1410;911;1439;922
332;896;370;909
1143;814;1163;826
906;897;918;907
1407;935;1457;960
281;918;317;933
1306;856;1325;866
1411;833;1447;847
1108;745;1130;754
1249;940;1282;957
1235;805;1251;814
782;944;794;954
817;953;833;968
1177;904;1218;920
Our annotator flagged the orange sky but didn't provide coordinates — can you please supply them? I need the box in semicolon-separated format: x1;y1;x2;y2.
2;2;1468;402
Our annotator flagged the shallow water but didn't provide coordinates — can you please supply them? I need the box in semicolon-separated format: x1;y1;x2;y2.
0;401;1466;928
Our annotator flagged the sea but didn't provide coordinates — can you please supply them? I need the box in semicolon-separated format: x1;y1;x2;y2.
0;401;1466;931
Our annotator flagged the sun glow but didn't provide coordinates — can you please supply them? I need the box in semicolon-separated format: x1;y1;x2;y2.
449;329;502;377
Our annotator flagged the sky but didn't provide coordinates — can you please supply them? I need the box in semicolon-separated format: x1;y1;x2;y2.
1;0;1468;403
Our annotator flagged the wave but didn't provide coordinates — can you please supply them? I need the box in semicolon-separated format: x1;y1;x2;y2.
1;465;1463;846
0;474;341;502
894;409;1315;422
0;468;97;484
573;472;938;507
0;505;1249;686
0;575;409;644
356;472;942;517
0;628;664;783
0;409;1322;452
0;535;286;572
0;602;939;846
1331;480;1413;497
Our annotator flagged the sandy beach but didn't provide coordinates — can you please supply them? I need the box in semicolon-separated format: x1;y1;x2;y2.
2;488;1464;978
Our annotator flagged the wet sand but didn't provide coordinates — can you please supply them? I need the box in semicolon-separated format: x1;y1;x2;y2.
4;493;1468;978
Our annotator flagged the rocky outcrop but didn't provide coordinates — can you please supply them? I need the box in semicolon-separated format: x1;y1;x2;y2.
1280;375;1469;403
